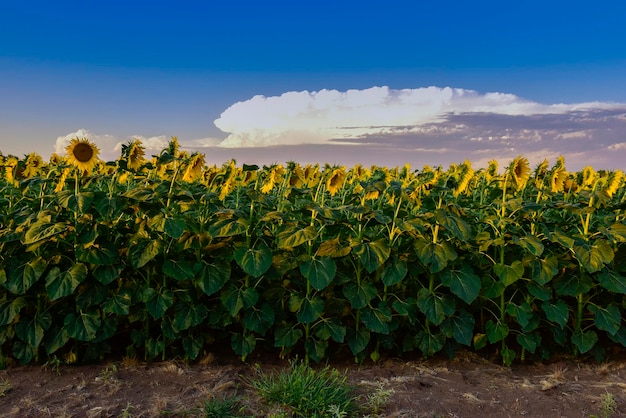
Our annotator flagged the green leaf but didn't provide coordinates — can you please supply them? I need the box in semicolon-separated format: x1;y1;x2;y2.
315;237;352;258
485;320;509;343
233;242;272;278
553;273;593;296
494;261;524;286
277;224;317;249
598;269;626;294
182;335;203;360
299;257;336;291
221;286;258;317
541;300;569;328
289;294;324;324
102;290;132;315
92;264;123;285
574;241;614;273
513;235;544;257
145;338;165;360
415;240;457;273
354;239;391;273
77;242;118;265
142;287;175;319
164;217;186;238
571;329;598;354
23;219;67;245
64;310;101;341
346;327;370;355
194;259;231;296
314;319;346;343
440;309;475;346
45;263;88;300
208;218;249;238
274;326;303;348
381;258;407;286
589;304;621;335
501;347;516;366
343;282;377;309
44;327;69;355
163;259;195;281
243;303;275;335
435;209;472;241
12;340;35;364
305;338;328;363
506;302;534;329
529;255;559;285
415;331;445;356
15;313;52;347
527;282;551;301
129;239;164;268
440;265;481;304
517;333;541;354
416;288;455;326
550;230;575;249
361;303;392;334
5;257;48;295
172;300;208;332
0;297;28;326
607;222;626;242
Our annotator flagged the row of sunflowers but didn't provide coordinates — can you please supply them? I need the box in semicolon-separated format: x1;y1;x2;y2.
1;137;625;366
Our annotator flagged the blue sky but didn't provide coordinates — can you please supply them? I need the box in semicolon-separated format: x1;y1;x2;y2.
2;0;626;170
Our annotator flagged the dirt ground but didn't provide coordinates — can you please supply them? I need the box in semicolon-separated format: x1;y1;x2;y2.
1;349;626;417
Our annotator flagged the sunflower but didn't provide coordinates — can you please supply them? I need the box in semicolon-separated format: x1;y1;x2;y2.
326;166;347;196
550;168;568;193
122;139;146;171
22;152;44;178
580;166;598;188
453;161;474;197
54;167;72;193
66;138;100;173
261;164;284;194
3;156;18;185
603;170;624;198
509;156;530;190
182;153;205;183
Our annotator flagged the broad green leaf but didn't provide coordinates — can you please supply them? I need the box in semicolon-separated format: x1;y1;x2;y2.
571;329;598;354
517;333;541;354
15;313;52;347
416;288;455;326
609;325;626;347
343;282;377;309
142;287;175;319
513;235;544;257
314;319;346;343
122;187;154;201
541;300;569;328
93;194;124;219
305;338;328;363
440;309;475;346
435;209;472;241
485;320;509;343
45;263;88;300
315;236;352;258
361;303;392;334
274;326;303;348
381;258;407;286
553;273;593;296
76;280;106;310
501;347;516;366
23;220;67;245
415;240;457;273
208;218;249;238
78;241;118;265
346;327;370;355
63;310;101;341
233;242;272;278
221;286;258;317
182;335;203;360
56;191;94;213
494;261;524;286
194;259;231;296
589;304;621;335
243;303;275;335
164;217;185;238
289;294;324;324
549;230;575;248
44;327;69;355
607;223;626;242
92;264;123;285
277;224;317;249
300;257;336;291
0;297;28;326
172;300;208;332
129;239;164;268
5;256;48;295
392;298;419;324
163;259;195;281
506;302;533;329
473;333;488;350
354;239;391;273
527;282;551;301
102;290;132;315
598;269;626;294
12;340;35;364
415;331;445;356
440;265;481;304
573;241;614;273
529;255;559;285
482;276;505;298
145;338;165;360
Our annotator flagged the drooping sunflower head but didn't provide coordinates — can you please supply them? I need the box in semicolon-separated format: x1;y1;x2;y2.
580;166;598;188
182;153;206;183
509;156;530;190
326;166;347;196
260;164;284;194
49;153;65;166
550;168;568;193
66;138;100;173
22;152;44;178
122;139;146;171
453;161;474;197
602;170;624;198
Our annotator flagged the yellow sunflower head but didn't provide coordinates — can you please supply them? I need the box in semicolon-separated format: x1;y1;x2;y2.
122;139;146;171
509;156;530;190
66;138;100;173
602;170;624;198
326;166;347;196
550;169;568;193
581;166;598;188
453;161;474;197
22;152;44;178
182;153;206;183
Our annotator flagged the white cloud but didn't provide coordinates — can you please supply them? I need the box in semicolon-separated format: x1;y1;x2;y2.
213;86;623;148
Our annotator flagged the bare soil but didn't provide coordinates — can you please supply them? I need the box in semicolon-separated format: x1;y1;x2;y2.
1;350;626;417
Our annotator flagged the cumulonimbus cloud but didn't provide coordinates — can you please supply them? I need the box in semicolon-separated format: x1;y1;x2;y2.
213;86;623;148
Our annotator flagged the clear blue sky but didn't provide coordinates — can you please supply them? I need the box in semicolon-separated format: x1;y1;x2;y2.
2;0;626;170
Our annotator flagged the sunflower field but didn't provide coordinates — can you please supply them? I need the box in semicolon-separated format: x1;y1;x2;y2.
1;137;626;367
